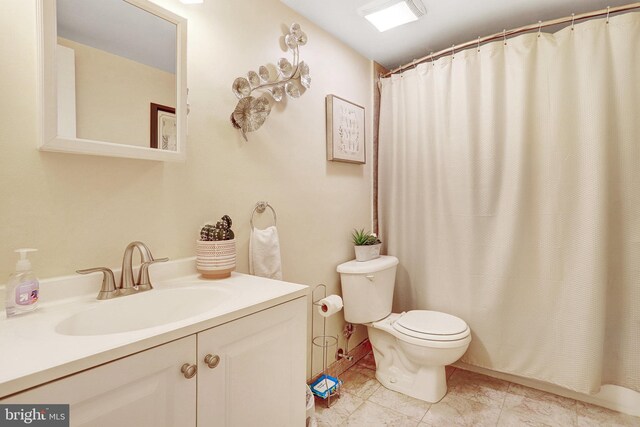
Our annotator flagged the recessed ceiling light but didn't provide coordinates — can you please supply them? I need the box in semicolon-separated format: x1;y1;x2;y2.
358;0;426;32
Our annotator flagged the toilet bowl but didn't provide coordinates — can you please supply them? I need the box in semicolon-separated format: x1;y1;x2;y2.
367;311;471;402
337;256;471;403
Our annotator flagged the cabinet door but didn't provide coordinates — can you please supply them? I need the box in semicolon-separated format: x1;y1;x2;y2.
197;297;307;427
5;336;197;427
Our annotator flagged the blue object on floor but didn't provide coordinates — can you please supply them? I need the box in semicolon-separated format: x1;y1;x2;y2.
310;374;340;399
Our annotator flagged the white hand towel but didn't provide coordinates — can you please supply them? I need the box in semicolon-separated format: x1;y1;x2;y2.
249;226;282;280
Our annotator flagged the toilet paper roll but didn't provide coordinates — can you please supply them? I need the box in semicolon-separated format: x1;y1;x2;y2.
317;295;343;317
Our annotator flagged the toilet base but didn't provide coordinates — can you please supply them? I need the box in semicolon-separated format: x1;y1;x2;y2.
374;363;447;403
366;319;470;404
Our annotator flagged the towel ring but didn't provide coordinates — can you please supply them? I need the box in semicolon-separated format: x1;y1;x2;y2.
250;201;277;230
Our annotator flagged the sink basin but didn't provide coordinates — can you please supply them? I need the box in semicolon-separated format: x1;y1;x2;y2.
56;287;231;336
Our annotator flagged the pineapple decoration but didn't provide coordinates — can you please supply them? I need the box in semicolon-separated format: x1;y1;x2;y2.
200;215;235;241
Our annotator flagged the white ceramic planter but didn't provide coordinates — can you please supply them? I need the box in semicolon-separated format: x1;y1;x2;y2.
196;239;236;278
354;243;381;262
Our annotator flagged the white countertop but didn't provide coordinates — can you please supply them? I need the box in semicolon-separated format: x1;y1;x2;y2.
0;258;308;398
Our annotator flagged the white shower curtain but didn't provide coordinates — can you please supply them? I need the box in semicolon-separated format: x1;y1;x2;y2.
378;13;640;394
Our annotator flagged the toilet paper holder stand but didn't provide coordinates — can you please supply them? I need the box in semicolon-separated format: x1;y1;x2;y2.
310;284;342;408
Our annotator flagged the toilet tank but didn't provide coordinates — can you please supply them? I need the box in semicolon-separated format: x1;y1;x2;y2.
337;256;399;324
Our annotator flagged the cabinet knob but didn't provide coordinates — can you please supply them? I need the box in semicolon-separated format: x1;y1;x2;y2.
204;354;220;369
181;363;197;379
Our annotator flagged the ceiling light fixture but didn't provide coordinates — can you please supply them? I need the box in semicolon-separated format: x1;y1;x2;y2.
358;0;426;32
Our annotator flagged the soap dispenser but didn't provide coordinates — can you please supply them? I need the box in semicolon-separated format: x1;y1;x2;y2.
5;249;40;317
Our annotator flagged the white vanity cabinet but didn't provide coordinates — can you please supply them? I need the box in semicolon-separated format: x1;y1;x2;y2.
197;297;307;426
5;336;197;427
3;297;307;427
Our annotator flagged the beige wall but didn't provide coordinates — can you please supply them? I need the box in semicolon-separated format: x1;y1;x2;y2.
0;0;372;376
57;37;176;147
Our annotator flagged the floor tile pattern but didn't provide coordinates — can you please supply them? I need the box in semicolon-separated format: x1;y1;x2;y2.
314;354;640;427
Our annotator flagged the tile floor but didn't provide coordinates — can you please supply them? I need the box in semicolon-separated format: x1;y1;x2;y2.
314;353;640;427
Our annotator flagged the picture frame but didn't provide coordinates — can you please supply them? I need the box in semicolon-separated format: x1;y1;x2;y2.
150;103;177;151
326;95;366;164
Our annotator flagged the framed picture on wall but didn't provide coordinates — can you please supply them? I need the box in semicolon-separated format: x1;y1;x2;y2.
150;103;177;151
326;95;366;164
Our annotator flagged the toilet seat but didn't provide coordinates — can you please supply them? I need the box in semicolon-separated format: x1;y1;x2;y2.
392;310;470;342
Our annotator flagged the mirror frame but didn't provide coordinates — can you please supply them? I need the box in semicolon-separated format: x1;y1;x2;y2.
36;0;187;162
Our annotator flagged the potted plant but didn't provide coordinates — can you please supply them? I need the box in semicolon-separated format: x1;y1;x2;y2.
197;215;236;278
352;228;382;262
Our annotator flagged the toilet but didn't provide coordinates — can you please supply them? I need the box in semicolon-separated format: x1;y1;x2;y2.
337;255;471;403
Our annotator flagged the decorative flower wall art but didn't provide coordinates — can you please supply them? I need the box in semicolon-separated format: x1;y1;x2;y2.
230;23;311;141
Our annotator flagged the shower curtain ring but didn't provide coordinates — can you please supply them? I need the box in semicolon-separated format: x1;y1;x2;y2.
606;6;610;24
537;20;542;37
571;13;576;31
451;44;456;59
430;52;435;66
503;29;507;45
477;36;481;52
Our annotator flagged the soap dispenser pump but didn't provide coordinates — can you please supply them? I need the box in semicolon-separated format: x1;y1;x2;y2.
4;248;40;317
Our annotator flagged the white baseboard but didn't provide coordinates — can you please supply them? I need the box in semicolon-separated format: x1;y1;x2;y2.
453;362;640;417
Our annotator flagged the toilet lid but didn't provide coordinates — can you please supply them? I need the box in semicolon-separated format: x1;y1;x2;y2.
393;310;470;341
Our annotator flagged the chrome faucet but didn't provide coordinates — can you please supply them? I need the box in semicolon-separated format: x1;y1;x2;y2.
121;241;152;293
77;241;168;300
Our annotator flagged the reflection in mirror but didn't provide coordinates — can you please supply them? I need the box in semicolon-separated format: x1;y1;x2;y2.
37;0;187;161
57;0;176;149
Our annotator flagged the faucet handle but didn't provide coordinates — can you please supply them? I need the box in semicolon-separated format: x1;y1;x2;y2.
137;257;169;291
76;267;117;300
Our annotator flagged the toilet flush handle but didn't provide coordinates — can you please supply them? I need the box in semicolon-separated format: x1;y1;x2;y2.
366;275;375;281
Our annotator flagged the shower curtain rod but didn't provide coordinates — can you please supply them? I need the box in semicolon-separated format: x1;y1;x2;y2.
382;2;640;77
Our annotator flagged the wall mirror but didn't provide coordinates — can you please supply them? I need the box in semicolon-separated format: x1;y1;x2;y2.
37;0;187;161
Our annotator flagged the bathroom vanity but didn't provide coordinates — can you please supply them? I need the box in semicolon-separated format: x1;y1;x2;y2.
0;259;307;426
